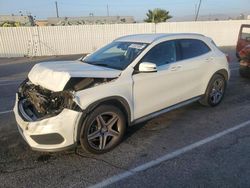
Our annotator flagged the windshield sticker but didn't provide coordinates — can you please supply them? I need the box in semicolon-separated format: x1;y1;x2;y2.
128;44;146;50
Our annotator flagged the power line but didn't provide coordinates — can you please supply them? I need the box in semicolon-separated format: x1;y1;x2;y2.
195;0;202;21
194;3;197;20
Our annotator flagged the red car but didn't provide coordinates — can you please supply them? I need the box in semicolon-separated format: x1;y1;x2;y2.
236;24;250;78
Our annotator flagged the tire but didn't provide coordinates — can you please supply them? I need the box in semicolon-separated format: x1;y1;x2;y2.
80;105;126;154
239;66;250;78
199;74;226;107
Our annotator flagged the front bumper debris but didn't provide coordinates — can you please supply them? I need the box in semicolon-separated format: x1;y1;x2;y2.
14;94;82;152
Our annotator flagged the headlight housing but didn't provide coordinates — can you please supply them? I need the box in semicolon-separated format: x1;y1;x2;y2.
18;79;80;121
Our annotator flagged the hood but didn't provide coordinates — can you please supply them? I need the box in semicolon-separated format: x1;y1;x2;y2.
28;60;121;92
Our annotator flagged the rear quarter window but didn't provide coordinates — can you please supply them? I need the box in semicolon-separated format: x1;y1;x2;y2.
178;39;211;60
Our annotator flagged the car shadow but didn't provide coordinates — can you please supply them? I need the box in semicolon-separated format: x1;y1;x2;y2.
123;121;148;141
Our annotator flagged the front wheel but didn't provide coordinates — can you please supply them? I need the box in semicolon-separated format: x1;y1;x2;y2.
80;105;126;154
199;74;226;107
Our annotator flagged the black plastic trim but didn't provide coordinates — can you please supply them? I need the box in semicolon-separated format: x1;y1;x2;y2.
214;69;229;80
76;96;131;142
131;96;202;125
86;96;131;123
30;133;64;145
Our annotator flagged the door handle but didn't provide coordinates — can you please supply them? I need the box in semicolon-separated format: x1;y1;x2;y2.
205;57;213;62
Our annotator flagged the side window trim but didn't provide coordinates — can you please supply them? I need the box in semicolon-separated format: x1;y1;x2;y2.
175;40;183;62
157;40;183;68
138;40;177;67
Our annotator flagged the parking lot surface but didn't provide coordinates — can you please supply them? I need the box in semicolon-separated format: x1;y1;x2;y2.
0;47;250;188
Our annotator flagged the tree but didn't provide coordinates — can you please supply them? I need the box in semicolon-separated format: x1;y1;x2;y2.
0;21;22;27
144;8;172;23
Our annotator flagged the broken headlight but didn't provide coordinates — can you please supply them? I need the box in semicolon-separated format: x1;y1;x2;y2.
18;79;79;120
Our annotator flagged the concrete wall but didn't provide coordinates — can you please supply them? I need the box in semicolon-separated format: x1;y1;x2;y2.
1;20;250;57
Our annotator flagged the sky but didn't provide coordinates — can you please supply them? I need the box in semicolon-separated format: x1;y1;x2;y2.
0;0;249;21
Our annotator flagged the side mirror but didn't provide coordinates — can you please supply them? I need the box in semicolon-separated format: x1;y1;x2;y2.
138;62;157;73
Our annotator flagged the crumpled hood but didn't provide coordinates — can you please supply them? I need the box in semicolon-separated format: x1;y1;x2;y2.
28;60;121;92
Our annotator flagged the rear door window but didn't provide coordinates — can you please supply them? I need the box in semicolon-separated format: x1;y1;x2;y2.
177;39;211;60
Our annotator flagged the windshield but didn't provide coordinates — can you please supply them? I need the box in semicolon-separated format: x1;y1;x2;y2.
82;41;148;70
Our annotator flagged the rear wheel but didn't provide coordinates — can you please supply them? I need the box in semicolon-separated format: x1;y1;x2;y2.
199;74;226;107
80;105;126;154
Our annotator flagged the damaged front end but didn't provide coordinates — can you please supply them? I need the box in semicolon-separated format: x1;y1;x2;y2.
17;77;115;121
17;79;80;121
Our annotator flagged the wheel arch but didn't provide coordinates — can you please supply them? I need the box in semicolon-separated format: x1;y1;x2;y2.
214;69;229;81
201;68;228;98
75;96;132;142
200;69;228;106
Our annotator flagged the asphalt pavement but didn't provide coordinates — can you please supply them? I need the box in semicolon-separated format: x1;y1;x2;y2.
0;47;250;188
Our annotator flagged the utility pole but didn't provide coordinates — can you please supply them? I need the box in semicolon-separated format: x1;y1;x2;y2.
195;0;202;21
107;4;110;17
194;4;197;20
55;1;59;18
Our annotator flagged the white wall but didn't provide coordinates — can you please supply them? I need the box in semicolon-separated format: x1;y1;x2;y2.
0;20;250;57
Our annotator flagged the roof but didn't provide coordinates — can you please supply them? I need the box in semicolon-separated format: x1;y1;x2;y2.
114;33;205;43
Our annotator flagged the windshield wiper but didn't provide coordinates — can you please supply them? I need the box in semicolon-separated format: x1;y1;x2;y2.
83;61;120;70
83;61;108;67
92;63;109;67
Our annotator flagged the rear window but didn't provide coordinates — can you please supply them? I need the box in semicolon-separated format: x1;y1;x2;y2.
178;39;211;60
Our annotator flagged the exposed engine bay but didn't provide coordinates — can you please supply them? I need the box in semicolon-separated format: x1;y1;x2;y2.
18;77;114;121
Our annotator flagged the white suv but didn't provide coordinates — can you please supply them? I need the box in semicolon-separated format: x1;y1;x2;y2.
14;33;230;154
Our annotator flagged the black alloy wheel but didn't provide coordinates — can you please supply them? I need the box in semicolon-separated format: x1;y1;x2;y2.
80;105;126;154
208;77;225;105
200;74;226;107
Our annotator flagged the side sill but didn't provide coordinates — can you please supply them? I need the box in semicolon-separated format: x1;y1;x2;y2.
131;96;202;125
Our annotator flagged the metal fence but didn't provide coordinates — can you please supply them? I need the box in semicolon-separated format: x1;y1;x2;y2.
0;20;250;57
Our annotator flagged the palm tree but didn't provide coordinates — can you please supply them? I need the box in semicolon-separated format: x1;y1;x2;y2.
144;8;172;23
